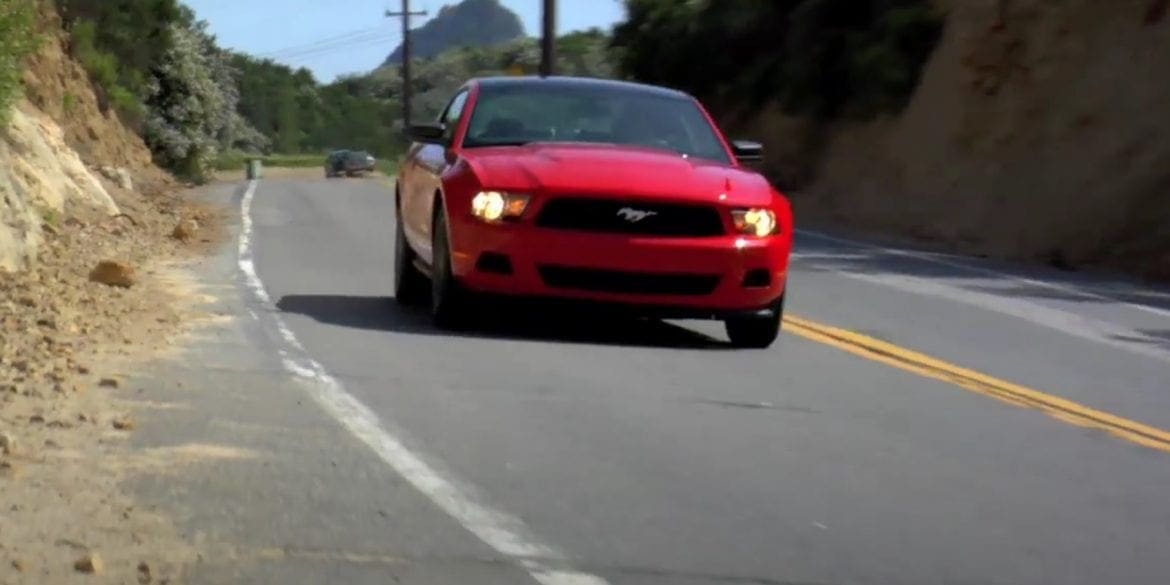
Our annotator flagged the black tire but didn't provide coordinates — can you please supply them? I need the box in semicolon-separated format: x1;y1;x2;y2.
394;196;428;306
430;200;471;329
725;295;784;349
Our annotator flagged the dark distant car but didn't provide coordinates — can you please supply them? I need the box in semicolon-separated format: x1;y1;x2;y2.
325;150;377;178
394;76;793;348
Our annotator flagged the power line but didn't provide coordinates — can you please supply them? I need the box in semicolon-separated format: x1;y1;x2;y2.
265;32;390;60
259;32;388;60
255;26;392;59
278;36;399;63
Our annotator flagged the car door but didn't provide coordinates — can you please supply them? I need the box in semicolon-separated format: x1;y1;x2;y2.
404;88;470;266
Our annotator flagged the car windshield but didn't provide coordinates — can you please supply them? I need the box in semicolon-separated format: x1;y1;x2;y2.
463;83;732;165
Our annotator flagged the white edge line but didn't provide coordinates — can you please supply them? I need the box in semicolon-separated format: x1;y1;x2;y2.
237;180;610;585
796;229;1170;319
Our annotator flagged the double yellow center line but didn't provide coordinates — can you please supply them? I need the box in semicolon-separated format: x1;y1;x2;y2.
783;315;1170;454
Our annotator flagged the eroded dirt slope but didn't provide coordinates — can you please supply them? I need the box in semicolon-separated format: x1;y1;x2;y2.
798;0;1170;279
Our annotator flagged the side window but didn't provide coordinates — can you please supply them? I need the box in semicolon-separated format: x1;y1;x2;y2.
441;90;470;143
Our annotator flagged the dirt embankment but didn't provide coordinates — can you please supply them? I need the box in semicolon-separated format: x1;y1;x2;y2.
784;0;1170;279
2;5;222;583
0;5;181;273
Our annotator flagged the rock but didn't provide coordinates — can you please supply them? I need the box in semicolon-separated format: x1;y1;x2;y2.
112;417;135;431
88;261;136;288
0;432;14;455
0;460;20;478
115;168;134;191
29;414;45;424
171;218;199;242
74;553;104;574
98;378;119;388
11;559;25;572
137;561;152;584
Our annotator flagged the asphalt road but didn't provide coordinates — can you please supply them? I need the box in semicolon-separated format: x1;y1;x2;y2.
141;176;1170;585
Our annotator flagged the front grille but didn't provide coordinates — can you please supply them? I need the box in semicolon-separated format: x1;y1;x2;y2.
535;197;725;237
538;265;720;296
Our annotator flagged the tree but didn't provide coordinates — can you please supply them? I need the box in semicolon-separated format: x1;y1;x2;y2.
142;20;239;182
611;0;943;119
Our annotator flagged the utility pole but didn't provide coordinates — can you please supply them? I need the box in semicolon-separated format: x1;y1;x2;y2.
386;0;427;129
540;0;556;77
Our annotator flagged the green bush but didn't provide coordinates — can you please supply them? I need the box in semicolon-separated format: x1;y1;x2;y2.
376;159;398;176
0;0;41;123
213;151;325;171
68;18;147;123
212;149;248;171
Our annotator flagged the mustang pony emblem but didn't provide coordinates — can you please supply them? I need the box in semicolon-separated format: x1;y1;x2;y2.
616;207;658;223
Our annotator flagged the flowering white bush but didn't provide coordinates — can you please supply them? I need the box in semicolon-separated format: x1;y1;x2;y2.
142;20;239;182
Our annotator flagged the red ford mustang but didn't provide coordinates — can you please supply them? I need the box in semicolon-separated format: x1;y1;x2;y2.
394;76;793;348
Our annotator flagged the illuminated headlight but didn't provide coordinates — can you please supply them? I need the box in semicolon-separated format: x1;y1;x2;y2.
731;208;778;237
471;191;530;222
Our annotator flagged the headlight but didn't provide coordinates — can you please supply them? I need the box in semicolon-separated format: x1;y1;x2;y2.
471;191;530;222
730;208;778;237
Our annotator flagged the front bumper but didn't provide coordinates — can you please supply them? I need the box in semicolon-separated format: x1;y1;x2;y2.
447;214;790;315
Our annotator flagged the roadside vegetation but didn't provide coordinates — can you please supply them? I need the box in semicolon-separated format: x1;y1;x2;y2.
55;0;265;183
0;0;41;123
213;152;322;171
42;0;940;188
611;0;944;121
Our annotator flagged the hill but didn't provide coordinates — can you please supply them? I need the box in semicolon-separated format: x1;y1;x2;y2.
614;0;1170;280
383;0;525;65
373;28;614;123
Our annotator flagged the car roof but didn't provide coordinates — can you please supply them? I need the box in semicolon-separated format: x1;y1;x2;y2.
469;75;692;100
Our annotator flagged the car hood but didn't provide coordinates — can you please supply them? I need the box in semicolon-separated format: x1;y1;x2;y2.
462;143;777;207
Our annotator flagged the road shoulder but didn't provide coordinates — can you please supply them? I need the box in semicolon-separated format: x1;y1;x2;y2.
1;179;227;583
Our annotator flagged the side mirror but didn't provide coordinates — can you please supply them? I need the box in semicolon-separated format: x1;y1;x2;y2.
409;123;447;144
732;140;764;164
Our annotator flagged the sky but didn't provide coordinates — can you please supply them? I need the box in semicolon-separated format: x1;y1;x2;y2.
184;0;626;83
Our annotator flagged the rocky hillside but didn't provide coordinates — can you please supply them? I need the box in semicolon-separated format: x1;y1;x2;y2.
0;4;176;272
383;0;524;65
800;0;1170;278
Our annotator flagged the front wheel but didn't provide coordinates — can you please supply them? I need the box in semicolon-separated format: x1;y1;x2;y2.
725;296;784;349
430;202;472;329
